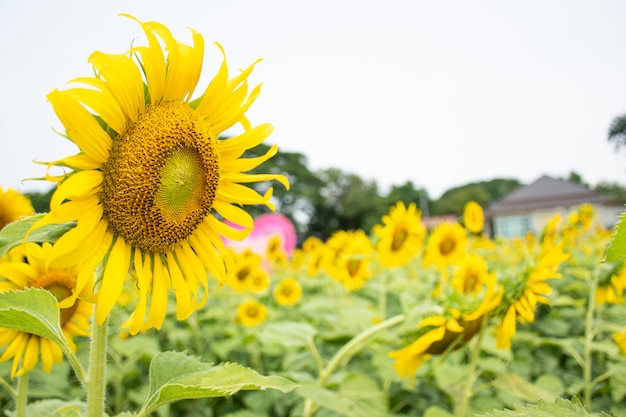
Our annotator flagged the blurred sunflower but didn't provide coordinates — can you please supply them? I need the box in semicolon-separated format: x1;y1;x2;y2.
0;243;91;379
450;254;494;295
36;15;288;334
540;213;562;249
595;261;626;306
302;236;324;277
495;243;570;349
226;250;264;294
324;230;373;291
614;327;626;356
236;299;267;327
373;202;426;268
389;273;502;380
0;187;35;229
423;222;468;269
273;277;302;307
462;201;484;235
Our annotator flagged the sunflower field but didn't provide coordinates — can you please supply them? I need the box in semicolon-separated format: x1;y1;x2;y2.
1;193;626;417
0;13;625;417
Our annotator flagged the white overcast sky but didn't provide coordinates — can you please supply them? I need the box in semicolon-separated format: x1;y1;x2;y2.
1;0;626;199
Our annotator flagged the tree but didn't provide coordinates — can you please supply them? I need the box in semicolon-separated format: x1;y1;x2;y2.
432;179;521;216
384;181;432;217
608;113;626;152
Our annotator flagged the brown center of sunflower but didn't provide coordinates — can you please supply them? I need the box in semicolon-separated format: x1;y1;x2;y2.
439;237;456;256
32;271;78;327
391;228;408;251
101;101;220;253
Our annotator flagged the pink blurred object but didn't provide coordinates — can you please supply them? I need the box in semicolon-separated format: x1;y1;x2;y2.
225;213;297;256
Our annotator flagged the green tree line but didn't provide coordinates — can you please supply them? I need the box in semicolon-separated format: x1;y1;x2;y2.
23;143;626;245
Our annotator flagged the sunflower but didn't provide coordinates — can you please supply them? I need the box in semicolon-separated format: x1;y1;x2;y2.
373;202;426;268
495;243;570;349
0;187;35;230
462;201;484;235
0;243;91;379
324;230;373;291
595;261;626;306
614;327;626;356
226;250;264;294
389;274;502;380
36;15;288;334
450;254;493;295
236;299;267;327
302;236;324;277
273;277;302;307
423;222;468;269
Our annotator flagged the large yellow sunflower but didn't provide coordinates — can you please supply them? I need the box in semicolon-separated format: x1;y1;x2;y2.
373;202;426;268
323;229;373;291
0;243;91;379
0;187;35;230
36;15;288;334
495;243;569;349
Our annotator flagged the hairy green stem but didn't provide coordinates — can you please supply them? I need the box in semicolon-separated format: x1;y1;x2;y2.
86;307;109;417
303;314;405;417
458;314;488;417
15;373;28;417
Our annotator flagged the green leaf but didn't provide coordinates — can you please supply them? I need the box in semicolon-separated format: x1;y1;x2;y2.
139;351;298;416
0;288;73;355
0;214;75;258
297;373;387;417
476;396;610;416
605;210;626;262
5;399;85;417
257;321;317;348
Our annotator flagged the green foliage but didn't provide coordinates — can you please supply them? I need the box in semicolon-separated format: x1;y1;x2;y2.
604;211;626;262
0;289;74;359
476;397;609;417
5;399;86;417
0;214;75;258
608;113;626;152
138;352;298;416
25;187;55;214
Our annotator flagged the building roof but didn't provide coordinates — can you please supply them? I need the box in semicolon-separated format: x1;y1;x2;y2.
487;175;617;216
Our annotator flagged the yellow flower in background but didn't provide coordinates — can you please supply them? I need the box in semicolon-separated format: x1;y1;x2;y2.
614;327;626;356
373;202;426;268
0;187;35;229
596;261;626;306
273;277;302;306
227;250;264;294
0;243;91;379
463;201;484;234
389;275;502;380
37;15;288;334
495;243;569;349
424;222;468;269
324;230;373;291
451;254;493;295
302;236;324;277
247;269;271;294
236;299;267;327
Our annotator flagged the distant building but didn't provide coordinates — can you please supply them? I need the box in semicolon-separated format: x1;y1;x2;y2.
486;175;624;238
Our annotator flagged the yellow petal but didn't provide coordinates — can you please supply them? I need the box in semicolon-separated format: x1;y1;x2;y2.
96;237;131;324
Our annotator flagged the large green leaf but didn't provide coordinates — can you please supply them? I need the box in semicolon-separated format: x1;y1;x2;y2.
0;288;72;354
605;210;626;262
257;321;317;348
297;373;387;417
0;214;75;258
138;351;298;417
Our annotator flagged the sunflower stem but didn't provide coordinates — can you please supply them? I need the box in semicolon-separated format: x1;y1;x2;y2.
15;373;28;417
302;314;405;417
583;268;599;411
458;314;488;417
86;306;109;417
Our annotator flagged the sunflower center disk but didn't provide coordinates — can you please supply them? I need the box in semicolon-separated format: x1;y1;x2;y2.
34;271;78;327
101;101;220;253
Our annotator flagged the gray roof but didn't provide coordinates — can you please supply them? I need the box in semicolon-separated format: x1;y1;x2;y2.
487;175;617;216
